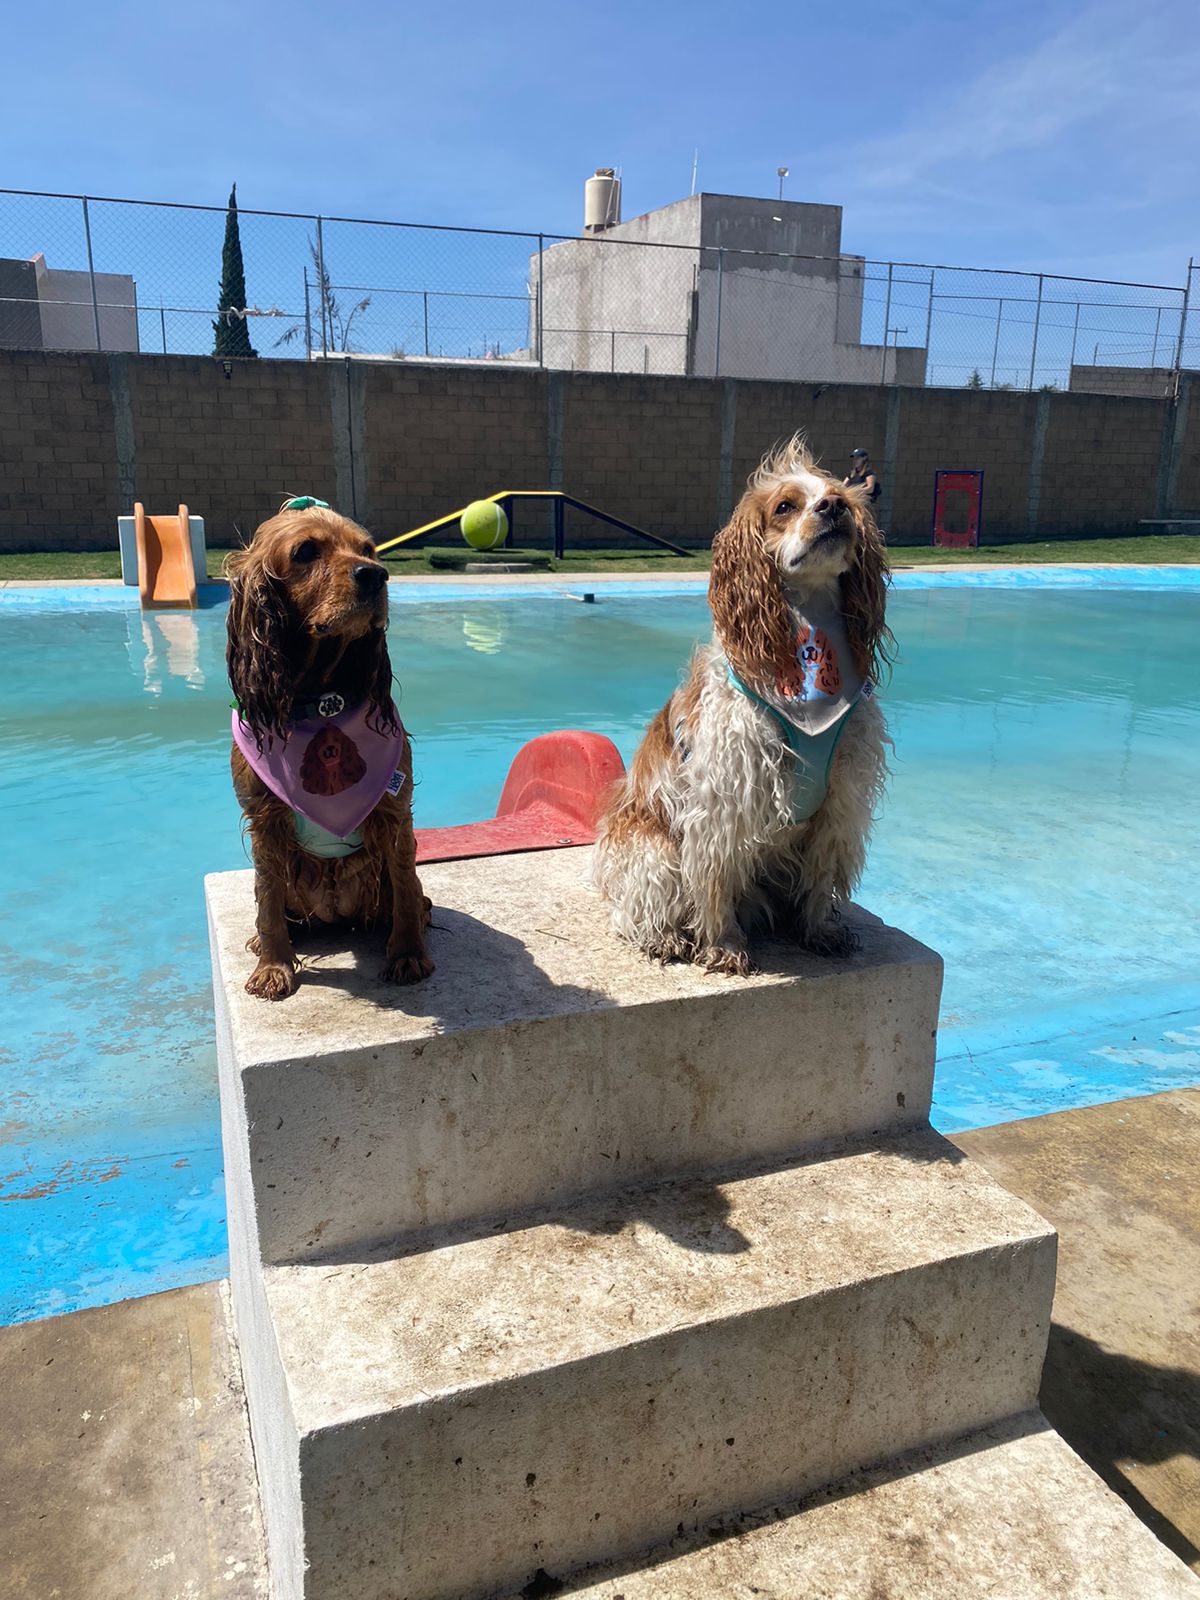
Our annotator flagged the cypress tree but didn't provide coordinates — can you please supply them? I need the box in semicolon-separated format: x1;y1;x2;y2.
213;183;257;358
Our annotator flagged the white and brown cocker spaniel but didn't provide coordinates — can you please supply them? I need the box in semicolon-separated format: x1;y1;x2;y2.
594;438;892;975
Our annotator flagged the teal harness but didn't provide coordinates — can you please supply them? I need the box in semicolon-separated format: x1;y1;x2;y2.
719;596;874;823
727;665;865;822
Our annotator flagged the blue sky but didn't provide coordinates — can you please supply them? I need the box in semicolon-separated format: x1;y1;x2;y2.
3;0;1197;287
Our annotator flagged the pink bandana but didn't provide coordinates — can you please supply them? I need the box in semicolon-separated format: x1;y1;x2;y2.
232;697;407;840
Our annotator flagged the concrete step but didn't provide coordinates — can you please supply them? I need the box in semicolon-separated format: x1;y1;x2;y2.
206;848;942;1266
527;1412;1200;1599
235;1130;1055;1600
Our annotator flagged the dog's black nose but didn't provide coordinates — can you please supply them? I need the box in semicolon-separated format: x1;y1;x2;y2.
353;563;387;594
815;496;847;522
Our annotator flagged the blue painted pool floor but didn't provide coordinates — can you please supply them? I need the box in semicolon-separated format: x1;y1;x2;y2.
1;575;1198;1324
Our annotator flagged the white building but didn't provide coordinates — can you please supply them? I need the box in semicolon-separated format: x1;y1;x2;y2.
534;179;926;385
0;252;139;353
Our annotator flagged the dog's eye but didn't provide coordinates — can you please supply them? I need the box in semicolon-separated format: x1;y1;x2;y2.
292;539;320;564
775;500;796;516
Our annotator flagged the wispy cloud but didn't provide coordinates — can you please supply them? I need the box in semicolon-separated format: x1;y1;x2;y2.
823;0;1200;275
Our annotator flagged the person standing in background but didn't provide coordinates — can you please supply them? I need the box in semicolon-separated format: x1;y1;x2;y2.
844;447;881;505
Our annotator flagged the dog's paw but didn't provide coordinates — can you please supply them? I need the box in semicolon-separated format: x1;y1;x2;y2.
246;959;297;1001
643;932;694;966
380;949;435;985
697;943;754;977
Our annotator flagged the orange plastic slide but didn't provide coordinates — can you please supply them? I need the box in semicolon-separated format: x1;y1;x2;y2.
134;502;199;609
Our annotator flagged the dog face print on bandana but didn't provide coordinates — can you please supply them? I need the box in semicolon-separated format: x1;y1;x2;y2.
233;698;406;841
766;596;869;738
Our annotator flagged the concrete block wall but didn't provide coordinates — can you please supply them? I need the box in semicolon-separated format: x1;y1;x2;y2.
892;389;1040;542
559;372;725;542
0;352;120;547
365;364;549;534
1037;391;1167;536
125;356;337;546
0;349;1195;552
731;379;891;508
1172;382;1200;511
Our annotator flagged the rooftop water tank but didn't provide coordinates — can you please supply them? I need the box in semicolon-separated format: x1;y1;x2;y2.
584;169;621;233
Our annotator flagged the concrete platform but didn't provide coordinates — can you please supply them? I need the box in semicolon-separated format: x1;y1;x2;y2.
246;1132;1053;1600
538;1412;1200;1599
954;1088;1200;1573
5;1088;1198;1598
201;837;1198;1600
207;850;942;1264
0;1281;267;1600
6;1279;1197;1600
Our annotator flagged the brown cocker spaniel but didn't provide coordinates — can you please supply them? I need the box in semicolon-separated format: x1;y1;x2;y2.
225;500;433;1000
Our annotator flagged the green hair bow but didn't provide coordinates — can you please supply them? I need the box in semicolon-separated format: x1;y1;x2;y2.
284;495;330;511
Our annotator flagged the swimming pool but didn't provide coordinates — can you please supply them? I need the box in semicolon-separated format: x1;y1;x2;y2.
1;572;1198;1325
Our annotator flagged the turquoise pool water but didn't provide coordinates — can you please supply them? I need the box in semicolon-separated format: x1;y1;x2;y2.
1;574;1198;1325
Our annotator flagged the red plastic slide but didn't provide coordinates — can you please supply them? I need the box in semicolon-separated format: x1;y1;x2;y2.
414;730;625;865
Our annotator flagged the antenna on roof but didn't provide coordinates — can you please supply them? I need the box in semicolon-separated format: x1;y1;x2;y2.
690;149;699;196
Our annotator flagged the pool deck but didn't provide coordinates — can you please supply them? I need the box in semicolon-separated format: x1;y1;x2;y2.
954;1087;1200;1573
0;561;1195;592
0;1087;1195;1597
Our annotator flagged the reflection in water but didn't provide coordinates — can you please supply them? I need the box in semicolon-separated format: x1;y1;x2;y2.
127;610;206;693
461;608;505;656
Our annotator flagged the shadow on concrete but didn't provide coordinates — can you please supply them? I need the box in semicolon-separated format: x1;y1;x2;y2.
565;1174;753;1256
289;904;612;1031
562;1126;967;1259
304;1125;964;1272
1041;1322;1200;1571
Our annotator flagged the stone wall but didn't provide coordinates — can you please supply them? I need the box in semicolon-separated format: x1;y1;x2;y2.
1;349;1196;551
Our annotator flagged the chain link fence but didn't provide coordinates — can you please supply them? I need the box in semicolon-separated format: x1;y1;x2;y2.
1;188;1195;398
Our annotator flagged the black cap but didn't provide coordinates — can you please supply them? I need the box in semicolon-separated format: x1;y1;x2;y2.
850;447;868;458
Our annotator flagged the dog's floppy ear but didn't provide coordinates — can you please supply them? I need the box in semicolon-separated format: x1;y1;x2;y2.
709;493;794;687
840;495;894;682
225;542;294;748
342;627;400;736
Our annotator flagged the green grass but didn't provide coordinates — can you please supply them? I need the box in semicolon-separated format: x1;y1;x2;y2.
1;533;1197;584
0;549;240;581
888;535;1200;565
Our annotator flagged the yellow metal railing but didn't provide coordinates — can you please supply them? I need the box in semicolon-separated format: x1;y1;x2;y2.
376;490;692;558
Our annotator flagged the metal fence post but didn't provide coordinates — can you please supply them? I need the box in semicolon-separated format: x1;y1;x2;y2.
1068;301;1080;375
990;299;1004;388
536;234;545;367
423;291;430;357
303;265;312;360
880;262;893;383
1028;273;1044;389
714;248;723;378
315;216;329;357
1171;259;1193;398
159;304;167;354
1152;305;1162;368
81;197;103;353
923;267;934;359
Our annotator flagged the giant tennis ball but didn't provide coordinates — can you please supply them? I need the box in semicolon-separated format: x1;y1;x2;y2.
460;500;509;551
